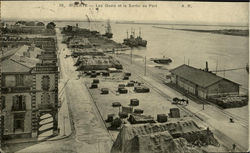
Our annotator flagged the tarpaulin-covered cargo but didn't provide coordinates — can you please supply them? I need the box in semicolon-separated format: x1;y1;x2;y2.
169;108;180;118
122;106;133;114
157;114;168;123
101;88;109;94
134;109;144;114
128;114;155;124
130;99;139;106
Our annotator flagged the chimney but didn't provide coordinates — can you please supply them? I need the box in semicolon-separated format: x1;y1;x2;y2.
205;61;209;72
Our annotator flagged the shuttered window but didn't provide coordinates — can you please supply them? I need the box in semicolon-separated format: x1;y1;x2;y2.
16;75;24;86
14;113;25;132
1;96;5;110
12;95;26;111
42;76;50;91
41;92;50;104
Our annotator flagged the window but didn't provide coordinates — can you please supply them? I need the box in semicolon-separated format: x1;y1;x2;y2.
1;75;5;87
1;96;5;110
42;92;50;104
12;95;26;111
42;76;50;91
5;75;15;87
14;113;25;132
16;75;24;86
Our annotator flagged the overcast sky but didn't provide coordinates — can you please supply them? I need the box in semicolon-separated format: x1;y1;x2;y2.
1;1;249;25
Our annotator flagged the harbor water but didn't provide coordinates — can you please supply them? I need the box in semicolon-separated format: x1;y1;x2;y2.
57;21;249;90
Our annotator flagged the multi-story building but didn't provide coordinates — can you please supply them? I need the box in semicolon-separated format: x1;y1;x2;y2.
0;44;59;140
0;55;3;147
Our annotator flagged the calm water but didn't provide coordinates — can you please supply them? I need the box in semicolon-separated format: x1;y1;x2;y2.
59;21;249;89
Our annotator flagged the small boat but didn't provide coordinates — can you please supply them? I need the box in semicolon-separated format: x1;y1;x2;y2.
150;56;172;64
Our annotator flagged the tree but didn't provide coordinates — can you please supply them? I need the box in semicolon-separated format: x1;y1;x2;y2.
46;22;56;29
36;22;45;26
26;21;36;26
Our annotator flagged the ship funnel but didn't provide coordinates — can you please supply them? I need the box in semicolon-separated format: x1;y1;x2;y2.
205;61;209;71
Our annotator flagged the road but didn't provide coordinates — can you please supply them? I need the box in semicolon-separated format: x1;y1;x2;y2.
8;28;113;153
114;53;249;152
57;28;113;153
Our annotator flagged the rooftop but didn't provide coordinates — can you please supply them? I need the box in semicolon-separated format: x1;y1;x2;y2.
1;45;42;73
170;64;239;88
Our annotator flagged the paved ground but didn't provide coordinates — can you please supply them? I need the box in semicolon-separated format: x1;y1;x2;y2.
114;53;249;152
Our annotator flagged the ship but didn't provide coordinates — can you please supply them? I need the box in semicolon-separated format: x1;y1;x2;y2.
123;28;147;47
150;56;172;64
102;20;113;39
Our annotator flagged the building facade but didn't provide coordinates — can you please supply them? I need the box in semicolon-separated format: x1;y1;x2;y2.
0;57;3;147
170;64;239;99
1;44;59;140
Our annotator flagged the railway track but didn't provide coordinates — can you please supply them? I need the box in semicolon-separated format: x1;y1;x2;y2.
122;63;205;122
117;55;248;128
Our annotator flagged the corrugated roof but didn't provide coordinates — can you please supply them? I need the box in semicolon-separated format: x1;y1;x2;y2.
170;64;225;88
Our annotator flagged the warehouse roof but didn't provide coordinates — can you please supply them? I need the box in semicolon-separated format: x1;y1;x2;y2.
170;64;239;88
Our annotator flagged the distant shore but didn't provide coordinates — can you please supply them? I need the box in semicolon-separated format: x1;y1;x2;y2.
152;26;249;37
115;21;248;28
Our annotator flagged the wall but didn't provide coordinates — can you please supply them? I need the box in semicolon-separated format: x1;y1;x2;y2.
207;79;239;97
171;74;177;84
197;87;207;99
2;93;32;134
3;74;32;87
35;92;56;107
35;73;56;91
176;76;196;95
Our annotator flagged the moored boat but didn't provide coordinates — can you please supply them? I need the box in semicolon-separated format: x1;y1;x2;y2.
150;56;172;64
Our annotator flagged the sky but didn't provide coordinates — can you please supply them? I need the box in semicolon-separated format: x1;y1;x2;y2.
1;1;249;25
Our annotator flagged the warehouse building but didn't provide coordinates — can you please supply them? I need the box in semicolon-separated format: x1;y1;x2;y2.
169;64;240;99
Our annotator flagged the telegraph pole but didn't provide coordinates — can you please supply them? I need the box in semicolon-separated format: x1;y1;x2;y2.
144;56;146;76
130;48;132;64
63;115;66;136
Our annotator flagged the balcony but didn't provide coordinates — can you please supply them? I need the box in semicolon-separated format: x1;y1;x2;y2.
34;66;58;72
38;103;54;111
2;87;31;93
12;105;26;112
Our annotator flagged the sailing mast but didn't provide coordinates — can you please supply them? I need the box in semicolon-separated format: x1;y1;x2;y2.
106;19;111;34
86;15;91;30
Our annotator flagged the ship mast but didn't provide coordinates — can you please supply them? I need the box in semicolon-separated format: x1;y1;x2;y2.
106;19;111;33
86;15;91;30
139;28;141;37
